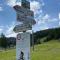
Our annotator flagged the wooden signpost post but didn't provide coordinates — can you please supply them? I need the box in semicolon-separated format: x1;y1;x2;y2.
13;0;36;60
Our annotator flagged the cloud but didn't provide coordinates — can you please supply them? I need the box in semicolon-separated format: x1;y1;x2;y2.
58;13;60;26
37;14;50;24
6;33;17;37
32;22;48;32
34;13;59;31
0;29;3;32
42;14;50;20
30;1;41;11
30;0;44;27
30;0;59;30
59;13;60;20
0;26;3;33
30;0;44;17
37;14;58;24
7;0;16;6
39;25;48;31
5;21;17;37
59;22;60;26
6;0;21;6
0;6;3;11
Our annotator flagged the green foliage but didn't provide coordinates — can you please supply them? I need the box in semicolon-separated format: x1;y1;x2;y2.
0;33;7;49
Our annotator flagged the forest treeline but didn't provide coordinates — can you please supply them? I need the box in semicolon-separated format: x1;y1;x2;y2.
0;33;16;49
31;27;60;45
0;27;60;49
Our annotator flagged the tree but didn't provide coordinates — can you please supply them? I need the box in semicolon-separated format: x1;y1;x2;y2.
0;33;7;49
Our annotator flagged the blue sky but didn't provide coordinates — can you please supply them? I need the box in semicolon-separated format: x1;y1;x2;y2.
0;0;60;37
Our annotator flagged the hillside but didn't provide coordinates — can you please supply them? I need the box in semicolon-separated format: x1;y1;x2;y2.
33;27;60;44
31;40;60;60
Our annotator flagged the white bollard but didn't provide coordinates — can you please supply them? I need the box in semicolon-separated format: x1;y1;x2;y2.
16;32;30;60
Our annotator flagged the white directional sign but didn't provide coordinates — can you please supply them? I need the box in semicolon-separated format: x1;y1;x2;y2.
13;24;32;32
13;5;36;25
13;5;34;17
16;32;30;60
17;15;36;25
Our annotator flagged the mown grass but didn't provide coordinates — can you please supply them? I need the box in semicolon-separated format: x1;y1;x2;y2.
0;40;60;60
0;49;16;60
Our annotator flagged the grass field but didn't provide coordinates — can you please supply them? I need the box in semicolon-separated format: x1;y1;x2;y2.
0;40;60;60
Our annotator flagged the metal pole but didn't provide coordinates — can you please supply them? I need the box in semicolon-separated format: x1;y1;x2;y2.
32;30;34;51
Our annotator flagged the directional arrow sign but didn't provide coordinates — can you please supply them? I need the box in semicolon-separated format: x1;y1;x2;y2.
13;24;32;33
13;5;34;17
17;15;36;25
13;5;36;25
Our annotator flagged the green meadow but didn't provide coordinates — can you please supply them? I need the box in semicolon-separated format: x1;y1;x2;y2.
0;40;60;60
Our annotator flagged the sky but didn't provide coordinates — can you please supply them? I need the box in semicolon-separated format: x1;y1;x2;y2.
0;0;60;37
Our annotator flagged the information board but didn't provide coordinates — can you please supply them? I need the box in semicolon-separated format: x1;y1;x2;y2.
16;32;30;60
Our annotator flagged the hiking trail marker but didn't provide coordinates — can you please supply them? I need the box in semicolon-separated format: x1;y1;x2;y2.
13;0;36;60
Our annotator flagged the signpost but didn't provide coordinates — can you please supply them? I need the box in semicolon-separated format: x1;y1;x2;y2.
13;0;36;60
16;33;30;60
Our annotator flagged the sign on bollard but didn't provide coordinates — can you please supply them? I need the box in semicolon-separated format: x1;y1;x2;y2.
16;32;30;60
